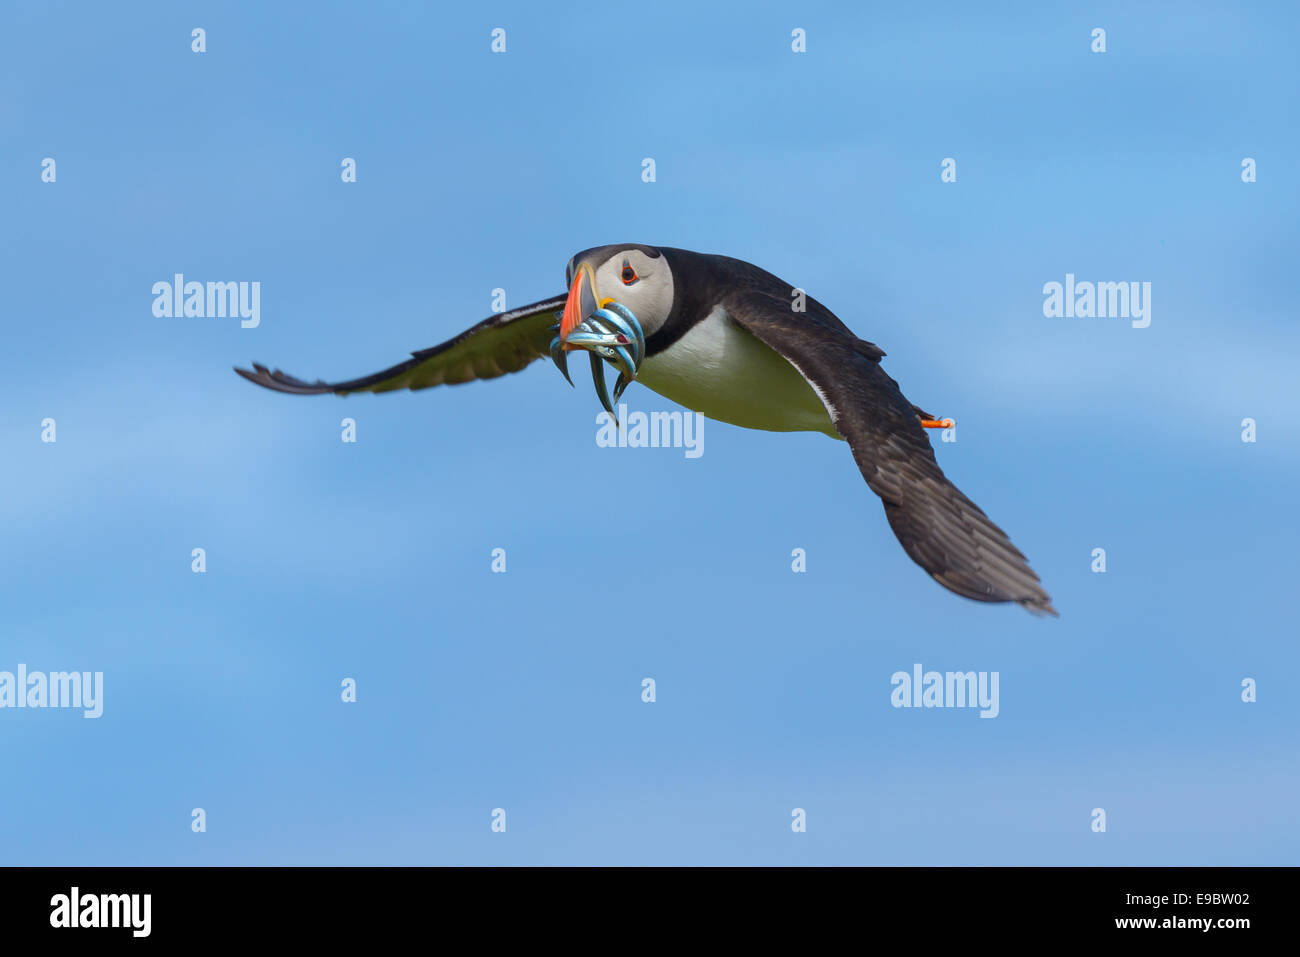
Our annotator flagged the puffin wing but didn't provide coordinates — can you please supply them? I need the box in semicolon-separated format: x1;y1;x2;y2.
234;294;568;395
724;291;1056;615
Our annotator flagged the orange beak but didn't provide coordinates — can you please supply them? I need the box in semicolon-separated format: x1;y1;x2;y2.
560;262;600;345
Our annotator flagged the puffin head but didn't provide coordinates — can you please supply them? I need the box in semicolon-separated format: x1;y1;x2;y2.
560;243;674;341
550;243;674;421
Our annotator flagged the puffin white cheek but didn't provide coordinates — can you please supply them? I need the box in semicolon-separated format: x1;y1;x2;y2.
648;279;673;325
621;287;649;316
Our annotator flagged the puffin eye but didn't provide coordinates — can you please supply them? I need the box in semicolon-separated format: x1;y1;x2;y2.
620;261;639;285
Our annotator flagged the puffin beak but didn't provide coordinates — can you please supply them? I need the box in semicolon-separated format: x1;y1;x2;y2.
560;262;600;343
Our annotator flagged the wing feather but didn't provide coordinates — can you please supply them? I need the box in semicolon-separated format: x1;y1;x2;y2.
724;291;1056;615
234;294;567;396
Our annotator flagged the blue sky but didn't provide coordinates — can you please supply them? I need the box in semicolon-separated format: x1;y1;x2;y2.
1;1;1296;864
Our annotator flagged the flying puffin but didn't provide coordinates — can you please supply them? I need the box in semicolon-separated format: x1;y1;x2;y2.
236;244;1056;615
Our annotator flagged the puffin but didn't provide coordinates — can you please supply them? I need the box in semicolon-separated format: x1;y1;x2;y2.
236;244;1056;615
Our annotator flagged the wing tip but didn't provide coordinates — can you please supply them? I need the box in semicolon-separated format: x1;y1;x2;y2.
1020;596;1059;618
233;362;335;395
932;570;1059;617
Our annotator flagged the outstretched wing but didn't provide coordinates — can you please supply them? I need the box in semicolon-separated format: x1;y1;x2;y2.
724;291;1056;615
234;294;567;395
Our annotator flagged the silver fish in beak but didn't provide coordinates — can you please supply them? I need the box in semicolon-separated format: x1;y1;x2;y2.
549;264;646;424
